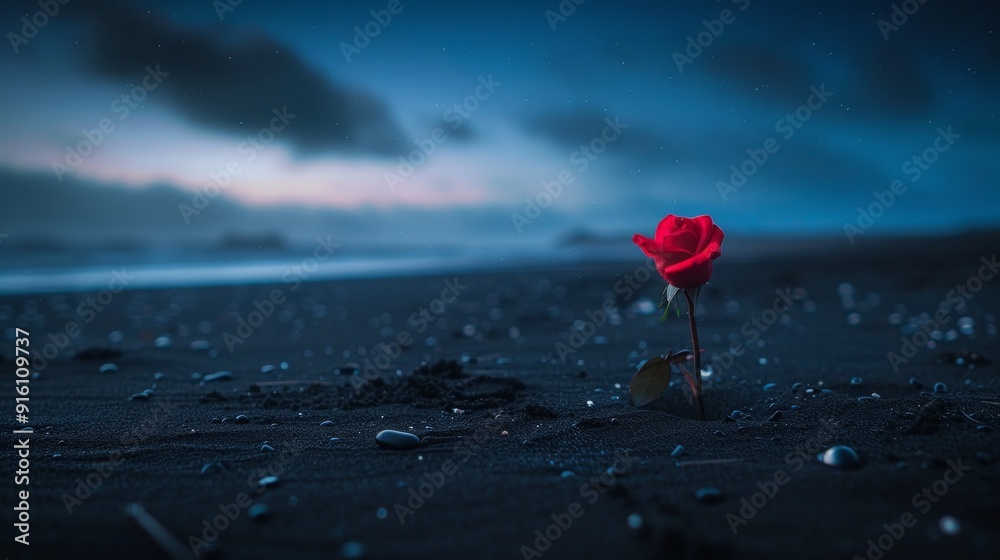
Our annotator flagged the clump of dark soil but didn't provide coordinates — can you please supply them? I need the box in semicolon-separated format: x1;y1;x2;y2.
221;358;526;412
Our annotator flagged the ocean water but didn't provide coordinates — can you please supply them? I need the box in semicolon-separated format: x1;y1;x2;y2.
0;243;637;295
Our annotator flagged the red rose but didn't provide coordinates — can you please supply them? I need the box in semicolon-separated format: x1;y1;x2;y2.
632;214;724;289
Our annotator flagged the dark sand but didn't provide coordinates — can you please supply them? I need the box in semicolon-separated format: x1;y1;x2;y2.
4;235;999;560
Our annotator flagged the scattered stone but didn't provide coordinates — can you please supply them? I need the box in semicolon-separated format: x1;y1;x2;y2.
766;411;782;421
341;541;366;559
320;420;335;427
850;377;863;386
189;340;213;352
154;336;172;348
99;363;119;374
200;462;226;475
762;383;778;391
258;475;280;488
933;382;948;394
695;487;724;504
203;371;234;383
261;444;275;452
329;437;343;443
818;445;861;469
560;470;576;478
375;430;420;450
128;392;149;401
248;504;272;521
671;445;685;458
858;396;874;403
234;414;250;424
939;515;960;536
260;364;277;374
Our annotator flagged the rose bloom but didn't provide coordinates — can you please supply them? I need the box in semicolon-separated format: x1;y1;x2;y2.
632;214;724;289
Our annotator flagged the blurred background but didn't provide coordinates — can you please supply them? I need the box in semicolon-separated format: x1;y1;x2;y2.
0;0;997;290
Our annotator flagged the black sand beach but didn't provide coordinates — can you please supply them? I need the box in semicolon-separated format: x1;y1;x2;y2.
4;234;999;560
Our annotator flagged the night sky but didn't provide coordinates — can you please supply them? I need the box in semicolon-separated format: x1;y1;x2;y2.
1;0;997;249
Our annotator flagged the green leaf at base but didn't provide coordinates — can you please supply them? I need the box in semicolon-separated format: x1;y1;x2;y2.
629;355;673;407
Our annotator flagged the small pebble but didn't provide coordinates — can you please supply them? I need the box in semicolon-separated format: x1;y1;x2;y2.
128;392;149;401
200;462;225;475
858;396;874;403
850;377;863;386
560;470;576;478
258;475;280;488
248;504;272;521
376;507;388;520
933;382;948;394
375;430;420;450
909;377;924;390
671;445;685;458
329;437;343;443
261;444;275;452
234;414;250;424
939;515;960;536
762;383;778;391
341;541;366;559
320;420;335;427
260;364;276;373
818;445;862;469
695;487;724;504
189;340;212;351
626;513;643;530
766;411;782;421
203;370;234;382
99;363;119;374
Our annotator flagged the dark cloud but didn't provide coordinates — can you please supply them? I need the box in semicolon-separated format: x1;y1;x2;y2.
522;109;691;165
847;46;933;119
71;2;406;157
700;42;819;104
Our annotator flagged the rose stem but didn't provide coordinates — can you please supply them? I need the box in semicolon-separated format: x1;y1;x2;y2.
683;289;706;421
